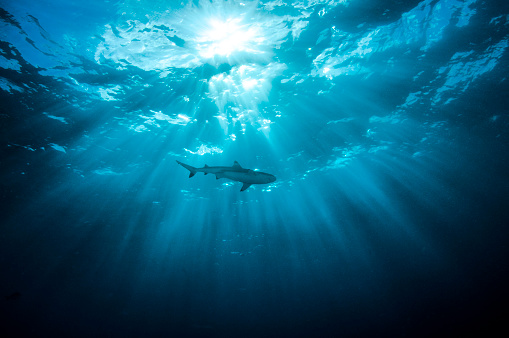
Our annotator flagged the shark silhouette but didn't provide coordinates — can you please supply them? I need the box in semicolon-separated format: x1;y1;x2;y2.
177;160;276;191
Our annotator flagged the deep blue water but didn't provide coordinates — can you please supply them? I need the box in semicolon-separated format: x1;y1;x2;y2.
1;0;508;336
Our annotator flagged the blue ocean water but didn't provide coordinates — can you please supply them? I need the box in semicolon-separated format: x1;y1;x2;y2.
1;0;508;336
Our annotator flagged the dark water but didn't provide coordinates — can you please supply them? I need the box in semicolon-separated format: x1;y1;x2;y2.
1;0;508;336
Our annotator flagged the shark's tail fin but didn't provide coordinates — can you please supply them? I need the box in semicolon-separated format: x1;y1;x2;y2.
176;160;197;178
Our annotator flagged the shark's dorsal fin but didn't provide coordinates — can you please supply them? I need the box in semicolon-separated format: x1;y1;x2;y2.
233;161;242;169
204;164;209;167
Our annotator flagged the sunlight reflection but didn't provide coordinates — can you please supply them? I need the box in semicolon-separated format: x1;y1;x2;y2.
207;63;286;136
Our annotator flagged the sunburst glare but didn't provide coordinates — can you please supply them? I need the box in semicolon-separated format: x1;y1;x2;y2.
197;18;261;58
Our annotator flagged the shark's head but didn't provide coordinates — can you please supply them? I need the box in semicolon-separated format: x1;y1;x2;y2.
260;172;276;184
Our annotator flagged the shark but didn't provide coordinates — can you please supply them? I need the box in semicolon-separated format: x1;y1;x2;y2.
176;160;276;191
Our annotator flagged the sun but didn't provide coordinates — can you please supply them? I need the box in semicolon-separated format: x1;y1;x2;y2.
196;17;260;59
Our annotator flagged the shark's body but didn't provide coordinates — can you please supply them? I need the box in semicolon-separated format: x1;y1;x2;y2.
177;160;276;191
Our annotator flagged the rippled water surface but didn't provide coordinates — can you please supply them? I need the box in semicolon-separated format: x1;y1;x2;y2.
1;0;508;336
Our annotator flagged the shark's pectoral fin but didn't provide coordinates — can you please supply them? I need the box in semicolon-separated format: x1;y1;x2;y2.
215;173;224;180
240;183;252;191
189;172;195;178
